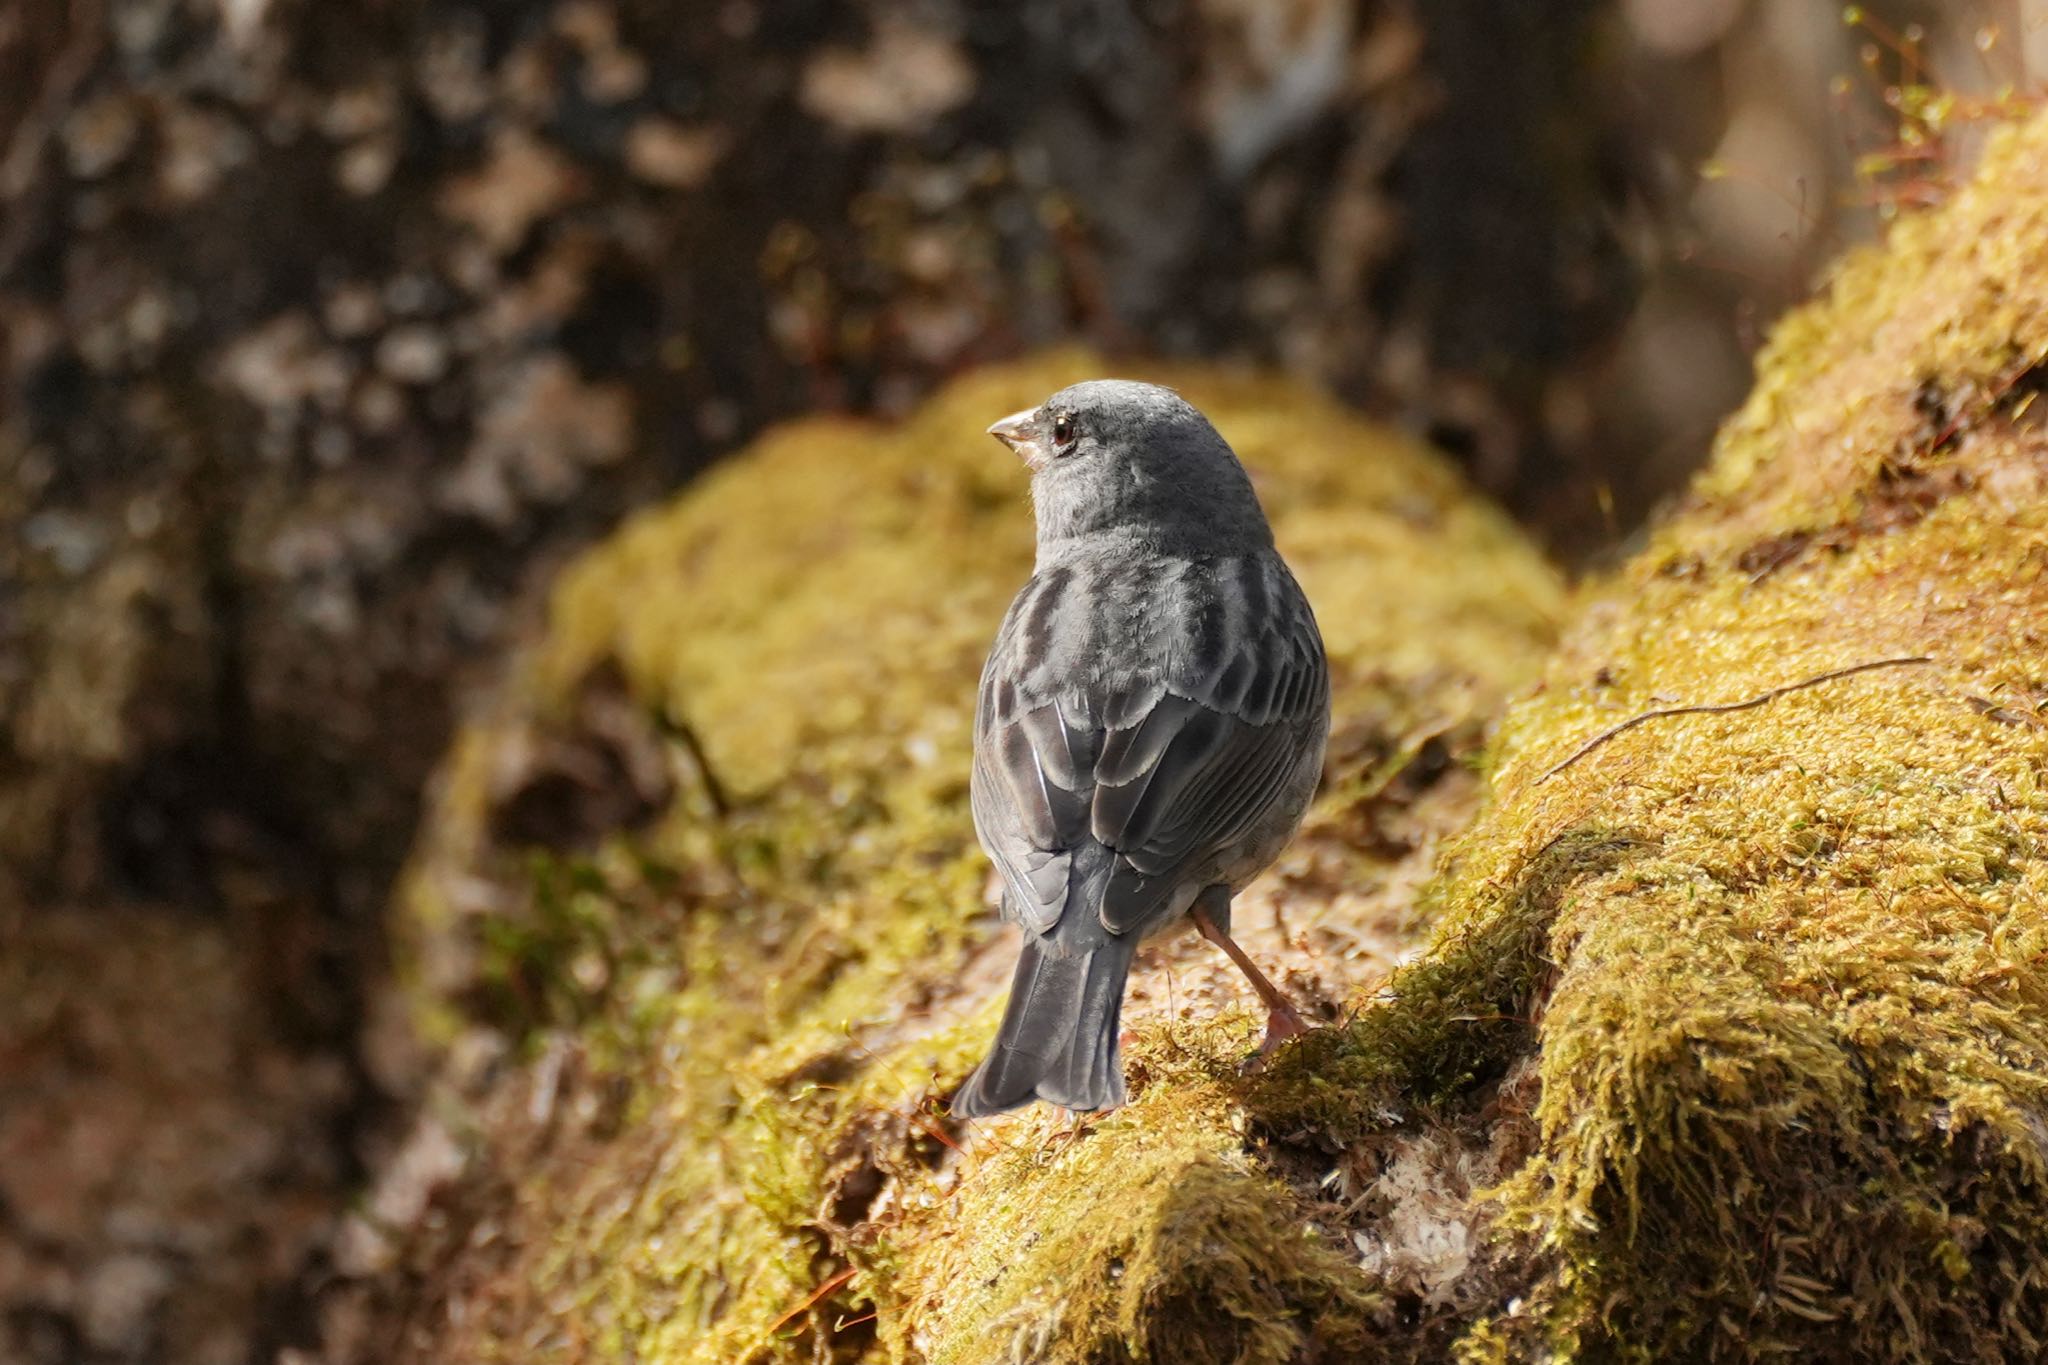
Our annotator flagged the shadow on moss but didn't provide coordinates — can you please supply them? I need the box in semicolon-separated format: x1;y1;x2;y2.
1255;826;1652;1130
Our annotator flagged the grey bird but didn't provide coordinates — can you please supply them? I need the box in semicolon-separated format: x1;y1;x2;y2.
950;380;1330;1118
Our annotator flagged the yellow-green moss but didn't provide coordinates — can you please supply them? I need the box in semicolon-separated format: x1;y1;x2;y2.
1257;113;2048;1360
391;351;1563;1363
890;1077;1380;1365
391;109;2048;1365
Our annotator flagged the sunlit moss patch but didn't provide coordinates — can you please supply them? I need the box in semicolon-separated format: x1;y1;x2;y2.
386;351;1563;1362
1255;112;2048;1361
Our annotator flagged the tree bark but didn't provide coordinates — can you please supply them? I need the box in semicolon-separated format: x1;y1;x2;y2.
0;0;1634;931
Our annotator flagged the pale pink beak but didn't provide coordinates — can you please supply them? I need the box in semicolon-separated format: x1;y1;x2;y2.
986;408;1047;467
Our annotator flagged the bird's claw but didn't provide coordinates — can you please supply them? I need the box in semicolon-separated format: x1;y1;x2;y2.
1238;1005;1312;1073
1035;1107;1096;1158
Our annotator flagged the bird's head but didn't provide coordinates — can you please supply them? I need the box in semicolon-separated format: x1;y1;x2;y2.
986;380;1273;558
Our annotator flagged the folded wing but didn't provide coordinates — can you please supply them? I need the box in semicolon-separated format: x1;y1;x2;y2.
972;557;1327;939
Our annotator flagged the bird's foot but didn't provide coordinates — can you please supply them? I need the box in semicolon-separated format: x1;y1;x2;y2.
1238;1003;1312;1073
1035;1106;1096;1158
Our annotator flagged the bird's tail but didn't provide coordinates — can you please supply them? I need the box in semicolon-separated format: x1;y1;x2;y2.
951;933;1136;1118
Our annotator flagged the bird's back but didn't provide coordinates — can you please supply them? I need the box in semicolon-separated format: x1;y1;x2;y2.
972;543;1328;950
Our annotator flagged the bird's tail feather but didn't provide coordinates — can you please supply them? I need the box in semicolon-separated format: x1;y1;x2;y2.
951;934;1135;1118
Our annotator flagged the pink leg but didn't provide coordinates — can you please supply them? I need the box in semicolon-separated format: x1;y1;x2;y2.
1191;901;1310;1055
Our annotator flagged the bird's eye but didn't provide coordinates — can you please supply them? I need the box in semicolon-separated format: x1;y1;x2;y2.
1051;413;1077;448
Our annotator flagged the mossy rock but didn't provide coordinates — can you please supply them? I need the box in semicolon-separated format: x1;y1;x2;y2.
386;109;2048;1365
1252;113;2048;1359
384;351;1563;1362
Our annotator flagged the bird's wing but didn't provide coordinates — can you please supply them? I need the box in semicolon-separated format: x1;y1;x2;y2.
973;556;1327;938
1088;593;1326;934
972;679;1098;934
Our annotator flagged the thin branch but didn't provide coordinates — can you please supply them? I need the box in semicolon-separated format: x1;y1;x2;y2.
1960;693;2048;728
763;1264;858;1340
0;0;104;279
1916;348;2048;460
655;710;732;818
1537;656;1936;784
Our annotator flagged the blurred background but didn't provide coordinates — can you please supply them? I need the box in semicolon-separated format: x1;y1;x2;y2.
0;1;2036;1361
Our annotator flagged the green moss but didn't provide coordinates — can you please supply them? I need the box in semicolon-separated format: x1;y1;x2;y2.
1252;112;2048;1360
1259;826;1652;1124
390;110;2048;1365
390;351;1563;1362
888;1077;1380;1365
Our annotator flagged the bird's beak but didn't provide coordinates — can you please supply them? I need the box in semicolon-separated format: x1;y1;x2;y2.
986;408;1046;468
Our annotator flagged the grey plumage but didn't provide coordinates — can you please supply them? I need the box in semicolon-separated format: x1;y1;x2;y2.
952;380;1330;1118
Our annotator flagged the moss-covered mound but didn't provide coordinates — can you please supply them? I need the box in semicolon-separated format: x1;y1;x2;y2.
1254;114;2048;1359
382;111;2048;1364
381;352;1562;1362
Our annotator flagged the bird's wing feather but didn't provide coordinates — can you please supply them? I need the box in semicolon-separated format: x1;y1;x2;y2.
974;699;1093;934
1091;647;1324;934
974;556;1326;939
973;593;1097;933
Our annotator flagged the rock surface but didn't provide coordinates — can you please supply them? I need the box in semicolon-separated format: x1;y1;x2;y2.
1256;107;2048;1360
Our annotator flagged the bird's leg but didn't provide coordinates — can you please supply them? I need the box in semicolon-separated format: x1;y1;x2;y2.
1190;893;1309;1056
1036;1106;1092;1159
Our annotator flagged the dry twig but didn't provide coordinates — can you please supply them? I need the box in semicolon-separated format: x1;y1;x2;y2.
1538;656;1935;783
763;1265;859;1341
